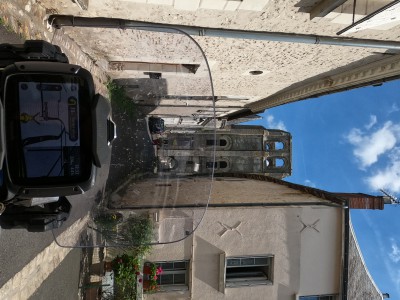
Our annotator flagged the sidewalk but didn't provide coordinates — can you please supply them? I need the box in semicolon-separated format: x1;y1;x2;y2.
0;216;89;300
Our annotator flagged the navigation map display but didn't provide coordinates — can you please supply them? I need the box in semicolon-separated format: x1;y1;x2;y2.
18;81;81;179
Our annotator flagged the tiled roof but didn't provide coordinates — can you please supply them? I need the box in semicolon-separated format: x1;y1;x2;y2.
348;221;383;300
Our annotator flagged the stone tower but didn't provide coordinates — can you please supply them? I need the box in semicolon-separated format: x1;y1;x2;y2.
157;125;291;179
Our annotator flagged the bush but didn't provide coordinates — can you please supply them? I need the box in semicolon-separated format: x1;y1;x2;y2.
112;254;141;299
106;81;136;117
120;215;153;255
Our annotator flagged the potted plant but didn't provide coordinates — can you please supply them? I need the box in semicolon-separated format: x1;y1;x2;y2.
112;254;141;299
143;262;163;293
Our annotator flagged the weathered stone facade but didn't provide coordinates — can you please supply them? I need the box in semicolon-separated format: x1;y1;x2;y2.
1;0;400;126
158;125;291;178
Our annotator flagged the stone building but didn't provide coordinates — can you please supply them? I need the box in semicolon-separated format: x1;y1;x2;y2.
0;1;397;299
1;0;400;127
157;125;292;178
110;173;391;299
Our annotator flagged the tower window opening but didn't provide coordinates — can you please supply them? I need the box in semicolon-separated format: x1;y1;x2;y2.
206;139;228;147
275;142;284;150
275;158;285;167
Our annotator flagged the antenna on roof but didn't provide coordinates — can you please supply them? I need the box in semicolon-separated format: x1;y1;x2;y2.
380;189;399;205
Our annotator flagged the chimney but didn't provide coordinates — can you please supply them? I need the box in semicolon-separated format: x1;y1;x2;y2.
334;193;385;210
382;293;390;298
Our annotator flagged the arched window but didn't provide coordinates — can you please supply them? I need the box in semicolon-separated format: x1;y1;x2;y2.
219;139;227;147
274;141;284;150
265;141;285;151
206;160;229;169
275;158;285;167
206;138;228;147
219;161;228;168
265;158;285;168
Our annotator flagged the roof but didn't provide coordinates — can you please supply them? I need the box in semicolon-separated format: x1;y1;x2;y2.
348;221;383;300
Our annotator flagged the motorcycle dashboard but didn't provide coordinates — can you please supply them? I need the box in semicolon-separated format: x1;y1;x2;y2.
3;72;93;187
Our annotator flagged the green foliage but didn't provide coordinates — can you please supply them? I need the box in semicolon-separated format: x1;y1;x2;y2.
96;214;153;255
119;215;153;256
112;254;141;300
0;18;14;32
94;212;123;230
97;214;155;298
106;81;136;117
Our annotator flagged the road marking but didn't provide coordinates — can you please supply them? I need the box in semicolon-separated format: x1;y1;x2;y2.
0;215;89;300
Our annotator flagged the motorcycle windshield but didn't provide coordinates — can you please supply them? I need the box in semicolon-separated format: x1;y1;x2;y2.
52;25;216;248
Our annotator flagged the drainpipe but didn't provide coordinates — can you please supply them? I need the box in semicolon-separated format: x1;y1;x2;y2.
48;15;400;51
342;202;350;300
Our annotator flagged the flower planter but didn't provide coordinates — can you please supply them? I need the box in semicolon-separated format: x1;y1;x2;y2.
143;265;152;275
142;262;163;293
143;279;150;290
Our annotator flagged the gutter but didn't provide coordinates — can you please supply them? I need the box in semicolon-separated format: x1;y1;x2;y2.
110;201;344;210
48;15;400;51
342;201;350;300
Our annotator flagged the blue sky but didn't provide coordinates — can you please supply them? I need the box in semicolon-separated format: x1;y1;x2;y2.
245;79;400;298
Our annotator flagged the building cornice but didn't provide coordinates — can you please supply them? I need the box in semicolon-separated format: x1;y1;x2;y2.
248;54;400;112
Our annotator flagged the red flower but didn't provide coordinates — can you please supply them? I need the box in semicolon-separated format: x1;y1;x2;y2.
135;271;140;276
138;278;143;283
153;275;158;280
156;266;163;275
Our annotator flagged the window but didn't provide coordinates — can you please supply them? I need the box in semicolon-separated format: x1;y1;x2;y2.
265;141;285;151
265;157;286;168
299;295;337;300
206;161;218;169
155;260;189;292
225;256;273;287
219;161;228;168
275;158;285;167
274;141;284;150
206;161;229;170
206;138;228;147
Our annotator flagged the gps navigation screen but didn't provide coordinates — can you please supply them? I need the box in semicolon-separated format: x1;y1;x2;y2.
18;81;81;178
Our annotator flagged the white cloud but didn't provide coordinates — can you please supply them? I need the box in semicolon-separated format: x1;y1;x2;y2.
389;103;400;114
264;114;287;131
366;158;400;193
345;121;400;169
304;179;316;188
365;115;377;130
389;239;400;263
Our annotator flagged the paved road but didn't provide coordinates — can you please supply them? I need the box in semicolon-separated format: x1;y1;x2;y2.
0;24;59;292
0;24;100;299
29;249;82;300
0;22;155;299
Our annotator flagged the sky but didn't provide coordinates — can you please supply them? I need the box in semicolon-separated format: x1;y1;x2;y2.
245;79;400;299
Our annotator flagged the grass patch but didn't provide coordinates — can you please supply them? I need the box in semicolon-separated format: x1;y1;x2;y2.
106;81;136;117
0;17;15;33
